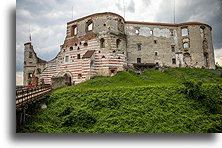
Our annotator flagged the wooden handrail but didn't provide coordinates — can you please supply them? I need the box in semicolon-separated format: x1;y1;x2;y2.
16;84;52;108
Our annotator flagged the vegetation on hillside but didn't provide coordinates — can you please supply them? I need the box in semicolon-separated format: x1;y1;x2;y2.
21;68;221;133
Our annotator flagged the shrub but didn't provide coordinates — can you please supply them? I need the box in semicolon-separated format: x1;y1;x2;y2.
61;109;96;128
182;79;203;100
182;80;221;114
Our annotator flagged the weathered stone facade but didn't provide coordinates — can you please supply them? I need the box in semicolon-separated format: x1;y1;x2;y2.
23;12;215;86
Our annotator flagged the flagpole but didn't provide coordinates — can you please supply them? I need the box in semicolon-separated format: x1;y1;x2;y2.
72;6;73;20
29;24;32;42
123;0;125;19
174;0;176;24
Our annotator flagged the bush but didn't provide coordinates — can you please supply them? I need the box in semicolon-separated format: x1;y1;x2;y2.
182;79;203;100
182;79;221;114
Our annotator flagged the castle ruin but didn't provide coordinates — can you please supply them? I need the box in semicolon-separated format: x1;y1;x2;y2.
23;12;215;87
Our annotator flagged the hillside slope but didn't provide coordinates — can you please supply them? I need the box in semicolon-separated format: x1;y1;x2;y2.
21;68;221;133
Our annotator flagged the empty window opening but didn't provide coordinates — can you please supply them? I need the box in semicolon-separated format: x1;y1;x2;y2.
86;20;93;31
118;19;124;32
102;55;105;58
116;39;121;48
77;54;81;59
155;51;158;56
69;47;73;51
118;57;121;59
184;53;191;66
78;74;82;79
154;40;157;44
77;47;80;50
75;43;77;46
79;42;82;45
28;73;32;78
171;45;175;52
170;29;174;36
65;56;69;62
104;24;106;26
204;53;209;67
135;29;139;34
100;38;105;48
172;58;176;64
113;50;116;53
137;58;141;63
90;60;94;67
150;30;153;35
71;25;77;36
29;52;33;58
200;26;205;33
37;68;41;74
98;51;101;53
181;27;188;36
203;40;208;50
137;43;142;51
83;42;88;46
183;42;189;49
111;70;115;74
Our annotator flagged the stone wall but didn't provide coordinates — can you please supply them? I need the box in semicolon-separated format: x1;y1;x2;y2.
23;12;216;86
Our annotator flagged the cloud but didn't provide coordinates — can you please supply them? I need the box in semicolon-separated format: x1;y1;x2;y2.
214;48;222;66
143;0;151;6
16;0;222;74
16;71;23;86
127;0;135;13
154;0;221;51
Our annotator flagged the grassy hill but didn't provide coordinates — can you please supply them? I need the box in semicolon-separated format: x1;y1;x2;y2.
21;68;221;133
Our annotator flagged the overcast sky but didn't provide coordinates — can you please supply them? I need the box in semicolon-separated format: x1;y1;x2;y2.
16;0;222;84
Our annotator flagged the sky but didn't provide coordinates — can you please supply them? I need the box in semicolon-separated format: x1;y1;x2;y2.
16;0;222;85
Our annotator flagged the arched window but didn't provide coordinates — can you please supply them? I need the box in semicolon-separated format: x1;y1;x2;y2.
116;39;121;48
183;42;189;49
100;38;105;48
181;27;188;36
102;55;105;58
29;52;33;58
203;40;208;50
86;20;93;31
137;43;141;51
83;42;88;46
71;25;77;36
78;74;82;79
200;26;205;33
118;19;124;32
172;58;176;64
69;47;73;51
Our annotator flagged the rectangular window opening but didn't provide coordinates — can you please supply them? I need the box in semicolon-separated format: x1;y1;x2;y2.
182;27;188;36
172;58;176;64
65;56;69;62
171;45;175;52
137;58;141;63
137;43;141;51
77;54;81;59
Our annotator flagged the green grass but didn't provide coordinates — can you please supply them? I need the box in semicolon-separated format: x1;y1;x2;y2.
20;68;222;133
216;65;222;71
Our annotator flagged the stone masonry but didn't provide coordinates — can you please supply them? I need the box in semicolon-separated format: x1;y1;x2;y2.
23;12;215;86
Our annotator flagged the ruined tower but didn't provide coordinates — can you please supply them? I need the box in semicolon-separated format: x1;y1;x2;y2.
23;42;46;86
